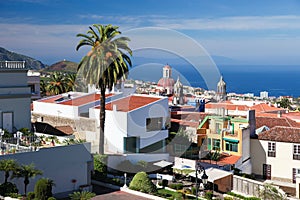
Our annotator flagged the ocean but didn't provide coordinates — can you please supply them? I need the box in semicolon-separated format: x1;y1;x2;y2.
128;64;300;98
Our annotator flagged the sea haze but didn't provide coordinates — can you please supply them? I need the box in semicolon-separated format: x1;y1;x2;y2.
128;64;300;98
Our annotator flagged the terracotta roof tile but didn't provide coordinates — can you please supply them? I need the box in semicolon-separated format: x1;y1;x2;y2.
258;126;300;143
38;95;63;103
205;103;249;111
103;95;162;112
256;116;300;129
250;103;284;113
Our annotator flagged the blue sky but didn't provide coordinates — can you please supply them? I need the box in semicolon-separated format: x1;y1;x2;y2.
1;0;300;66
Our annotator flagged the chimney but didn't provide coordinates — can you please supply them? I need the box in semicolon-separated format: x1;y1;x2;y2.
113;104;117;112
277;111;282;118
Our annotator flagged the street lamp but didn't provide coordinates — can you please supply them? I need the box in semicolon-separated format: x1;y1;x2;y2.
123;173;127;188
0;129;4;153
195;161;208;199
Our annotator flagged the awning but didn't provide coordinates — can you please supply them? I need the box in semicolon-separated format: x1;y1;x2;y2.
189;167;233;182
223;138;239;143
172;165;192;170
153;160;173;168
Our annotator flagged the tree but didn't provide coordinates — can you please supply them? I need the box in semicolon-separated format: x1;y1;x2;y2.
76;24;132;154
47;72;66;95
0;159;19;183
129;171;157;194
12;163;43;195
34;178;55;200
278;98;291;109
63;73;77;92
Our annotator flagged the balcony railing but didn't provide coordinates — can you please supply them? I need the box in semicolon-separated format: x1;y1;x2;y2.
0;61;26;69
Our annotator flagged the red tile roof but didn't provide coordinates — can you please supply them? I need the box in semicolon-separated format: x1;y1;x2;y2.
104;95;162;112
38;95;62;103
205;103;249;111
218;154;241;165
256;116;300;129
250;103;284;113
258;126;300;143
59;93;101;106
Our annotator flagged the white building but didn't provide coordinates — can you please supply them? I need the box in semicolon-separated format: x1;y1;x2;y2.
89;94;170;154
251;126;300;195
27;70;41;100
260;91;269;99
0;61;31;132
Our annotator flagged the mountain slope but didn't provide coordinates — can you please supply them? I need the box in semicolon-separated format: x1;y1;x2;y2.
0;47;46;70
42;60;78;73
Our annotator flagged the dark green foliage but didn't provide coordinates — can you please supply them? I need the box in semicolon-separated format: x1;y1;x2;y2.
93;154;107;175
0;182;18;196
205;191;213;200
161;179;168;188
168;183;183;190
47;197;56;200
129;171;157;194
34;178;54;200
27;191;35;200
69;191;96;200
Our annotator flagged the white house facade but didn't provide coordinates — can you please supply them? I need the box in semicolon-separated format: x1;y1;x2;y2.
251;126;300;195
0;61;31;132
89;94;170;154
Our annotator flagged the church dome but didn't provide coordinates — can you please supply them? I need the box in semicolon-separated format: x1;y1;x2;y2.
157;77;175;88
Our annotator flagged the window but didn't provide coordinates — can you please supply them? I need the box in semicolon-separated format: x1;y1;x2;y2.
293;144;300;160
124;137;139;153
212;139;220;150
292;168;300;183
146;117;163;132
268;142;276;157
226;142;238;152
215;123;221;134
207;138;212;150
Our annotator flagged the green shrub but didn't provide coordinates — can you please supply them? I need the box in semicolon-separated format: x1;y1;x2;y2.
47;197;56;200
27;191;35;200
93;154;107;175
161;179;168;188
129;171;157;194
205;191;213;200
168;183;183;190
69;191;96;200
224;197;233;200
0;182;18;196
34;178;55;200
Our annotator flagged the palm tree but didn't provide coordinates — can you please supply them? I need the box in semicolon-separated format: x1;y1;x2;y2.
12;163;43;195
40;79;47;97
76;24;132;154
47;72;66;95
69;191;96;200
0;159;19;183
63;73;77;92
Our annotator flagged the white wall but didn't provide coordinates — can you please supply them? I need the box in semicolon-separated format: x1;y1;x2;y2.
0;98;31;130
0;143;92;196
33;102;79;118
251;139;299;182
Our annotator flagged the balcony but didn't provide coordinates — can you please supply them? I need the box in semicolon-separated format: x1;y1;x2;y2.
0;61;26;70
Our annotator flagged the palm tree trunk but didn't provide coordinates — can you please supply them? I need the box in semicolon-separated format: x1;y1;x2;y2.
99;85;106;154
5;171;9;183
24;178;29;195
